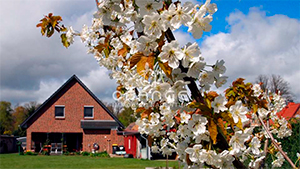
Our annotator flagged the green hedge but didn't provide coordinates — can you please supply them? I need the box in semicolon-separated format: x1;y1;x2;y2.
266;118;300;168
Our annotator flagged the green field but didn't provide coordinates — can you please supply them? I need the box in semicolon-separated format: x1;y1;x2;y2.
0;154;179;169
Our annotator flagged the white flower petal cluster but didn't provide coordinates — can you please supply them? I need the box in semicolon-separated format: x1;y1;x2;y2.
159;41;184;69
229;100;249;124
211;95;228;113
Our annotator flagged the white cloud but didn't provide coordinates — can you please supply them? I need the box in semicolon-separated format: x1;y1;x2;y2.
0;0;109;105
173;30;195;47
201;7;300;101
80;67;118;103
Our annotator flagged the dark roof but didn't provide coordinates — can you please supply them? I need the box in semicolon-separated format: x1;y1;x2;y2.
81;120;119;129
20;74;125;129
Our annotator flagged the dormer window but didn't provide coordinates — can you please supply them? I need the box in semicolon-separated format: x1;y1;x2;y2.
55;105;65;118
84;106;94;118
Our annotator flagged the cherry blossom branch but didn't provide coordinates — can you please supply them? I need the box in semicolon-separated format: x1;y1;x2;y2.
165;28;204;104
259;121;269;169
164;28;247;169
256;113;296;169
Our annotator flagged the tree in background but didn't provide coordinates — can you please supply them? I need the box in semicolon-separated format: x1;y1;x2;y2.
103;101;123;116
12;106;27;137
117;107;136;127
0;101;13;135
0;101;40;136
14;102;40;136
256;74;294;102
24;101;40;118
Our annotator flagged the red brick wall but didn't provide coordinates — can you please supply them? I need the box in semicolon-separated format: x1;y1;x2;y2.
26;80;124;153
83;130;124;153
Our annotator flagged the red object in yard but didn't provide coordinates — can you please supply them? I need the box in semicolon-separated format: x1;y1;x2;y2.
124;135;137;158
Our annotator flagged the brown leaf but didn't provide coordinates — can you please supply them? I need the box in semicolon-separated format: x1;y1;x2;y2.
208;119;218;144
157;32;165;52
236;117;243;130
206;91;219;101
136;107;146;114
141;108;152;119
136;55;154;79
37;13;62;37
217;118;228;140
94;43;107;54
118;44;129;57
129;52;143;68
220;112;235;129
188;102;211;113
158;61;172;79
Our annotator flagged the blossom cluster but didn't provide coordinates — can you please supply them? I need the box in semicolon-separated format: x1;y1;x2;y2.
41;0;295;168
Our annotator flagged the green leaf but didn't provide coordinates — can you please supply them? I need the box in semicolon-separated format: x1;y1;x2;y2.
60;33;70;48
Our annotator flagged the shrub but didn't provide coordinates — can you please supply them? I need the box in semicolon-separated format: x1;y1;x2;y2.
25;151;37;155
98;151;110;158
89;151;110;158
63;151;70;155
81;151;90;156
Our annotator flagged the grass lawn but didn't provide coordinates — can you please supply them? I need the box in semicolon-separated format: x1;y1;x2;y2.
0;153;179;169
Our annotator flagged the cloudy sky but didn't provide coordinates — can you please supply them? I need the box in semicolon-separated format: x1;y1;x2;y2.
0;0;299;106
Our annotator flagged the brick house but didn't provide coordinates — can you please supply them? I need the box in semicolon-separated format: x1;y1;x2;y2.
20;75;125;153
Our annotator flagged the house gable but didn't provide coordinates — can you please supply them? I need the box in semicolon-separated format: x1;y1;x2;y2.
21;75;124;131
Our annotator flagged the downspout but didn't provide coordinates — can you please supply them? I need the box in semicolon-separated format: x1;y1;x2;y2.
140;135;150;160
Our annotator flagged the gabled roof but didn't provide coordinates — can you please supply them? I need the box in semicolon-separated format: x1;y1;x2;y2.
120;122;139;135
277;102;300;120
21;75;125;129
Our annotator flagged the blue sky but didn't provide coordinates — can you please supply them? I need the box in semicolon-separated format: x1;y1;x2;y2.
212;0;300;33
189;0;300;40
0;0;299;106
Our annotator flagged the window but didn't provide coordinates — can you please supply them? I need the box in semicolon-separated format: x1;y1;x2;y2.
55;106;65;118
84;106;94;118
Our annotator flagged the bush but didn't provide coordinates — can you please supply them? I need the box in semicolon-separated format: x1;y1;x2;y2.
98;151;110;158
25;151;38;156
82;151;90;156
89;151;110;158
63;151;70;155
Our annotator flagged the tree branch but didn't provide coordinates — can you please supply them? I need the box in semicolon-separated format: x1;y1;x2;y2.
256;113;296;169
165;28;204;103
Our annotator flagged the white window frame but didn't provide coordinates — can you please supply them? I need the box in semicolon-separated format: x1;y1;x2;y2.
84;106;94;118
55;105;65;118
128;138;131;150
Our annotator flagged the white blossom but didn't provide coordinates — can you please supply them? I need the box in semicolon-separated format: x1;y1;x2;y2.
211;95;228;113
229;100;248;123
159;41;184;69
